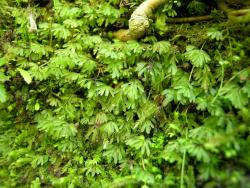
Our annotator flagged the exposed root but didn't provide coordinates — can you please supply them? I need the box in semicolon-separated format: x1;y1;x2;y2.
217;0;250;23
114;0;250;41
114;0;167;41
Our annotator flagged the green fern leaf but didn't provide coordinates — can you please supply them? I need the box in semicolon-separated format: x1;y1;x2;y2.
184;45;211;67
18;68;32;84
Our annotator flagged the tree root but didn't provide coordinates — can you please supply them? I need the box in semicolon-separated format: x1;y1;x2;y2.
166;15;213;23
218;0;250;23
113;0;167;41
113;0;250;41
165;8;250;24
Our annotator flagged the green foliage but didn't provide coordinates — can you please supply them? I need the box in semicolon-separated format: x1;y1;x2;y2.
0;0;250;188
0;84;8;103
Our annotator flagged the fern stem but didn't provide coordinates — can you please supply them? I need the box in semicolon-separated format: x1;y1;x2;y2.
224;69;247;86
220;65;224;89
180;128;188;188
142;158;145;170
212;64;224;103
189;66;194;82
200;40;207;50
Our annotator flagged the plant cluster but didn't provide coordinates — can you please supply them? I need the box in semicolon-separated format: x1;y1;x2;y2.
0;0;250;187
